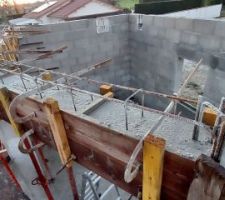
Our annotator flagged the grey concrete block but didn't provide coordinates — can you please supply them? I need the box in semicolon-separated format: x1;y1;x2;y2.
155;74;174;93
214;21;225;37
204;68;225;104
180;31;199;46
153;16;165;27
68;19;90;31
148;27;159;37
48;22;70;32
165;29;181;43
175;18;193;31
199;35;221;51
143;15;154;26
219;39;225;51
176;44;202;61
163;17;176;29
108;14;128;25
128;14;137;25
193;19;215;35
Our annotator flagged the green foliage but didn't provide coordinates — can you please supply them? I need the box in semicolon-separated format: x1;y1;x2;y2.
116;0;139;9
202;0;222;6
135;0;222;14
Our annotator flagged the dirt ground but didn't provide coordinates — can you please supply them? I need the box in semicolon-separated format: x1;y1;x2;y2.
181;59;209;100
0;163;29;200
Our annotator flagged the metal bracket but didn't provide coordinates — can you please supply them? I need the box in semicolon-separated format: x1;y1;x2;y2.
18;129;45;154
124;89;143;130
56;154;76;176
9;84;50;123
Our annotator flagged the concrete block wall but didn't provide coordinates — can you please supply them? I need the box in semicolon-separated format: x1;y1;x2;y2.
129;14;225;106
129;14;181;109
21;14;131;95
20;14;225;107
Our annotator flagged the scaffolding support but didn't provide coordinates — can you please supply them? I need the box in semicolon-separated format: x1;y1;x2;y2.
0;150;21;190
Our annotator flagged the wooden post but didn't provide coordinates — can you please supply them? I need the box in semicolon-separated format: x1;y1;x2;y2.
142;134;166;200
0;87;22;136
43;97;72;167
43;97;79;199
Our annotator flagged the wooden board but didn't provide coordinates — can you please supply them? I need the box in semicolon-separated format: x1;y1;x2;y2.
143;135;165;200
0;89;195;199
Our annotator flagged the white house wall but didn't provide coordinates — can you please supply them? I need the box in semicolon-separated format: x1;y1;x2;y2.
68;0;119;18
163;4;222;19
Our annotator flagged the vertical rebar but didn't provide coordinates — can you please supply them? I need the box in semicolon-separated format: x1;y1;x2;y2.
19;67;27;91
141;92;145;117
192;95;203;141
65;77;77;112
34;77;43;99
124;89;142;131
0;76;4;84
24;139;54;200
66;167;79;200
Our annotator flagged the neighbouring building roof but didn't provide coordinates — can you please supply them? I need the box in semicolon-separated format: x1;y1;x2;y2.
23;0;121;20
9;17;39;26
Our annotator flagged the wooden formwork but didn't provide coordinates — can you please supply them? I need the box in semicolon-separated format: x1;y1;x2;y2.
0;27;19;62
0;87;195;200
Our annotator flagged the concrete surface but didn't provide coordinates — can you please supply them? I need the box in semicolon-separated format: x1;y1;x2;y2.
0;74;212;160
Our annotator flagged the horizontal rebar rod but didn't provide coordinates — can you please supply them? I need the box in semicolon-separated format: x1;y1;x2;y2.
0;63;210;130
0;59;198;104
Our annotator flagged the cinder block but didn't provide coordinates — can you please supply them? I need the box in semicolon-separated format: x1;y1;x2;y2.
109;14;128;25
143;15;154;26
68;19;90;31
199;35;221;51
165;29;181;43
193;19;215;35
48;22;70;32
153;16;165;27
155;75;174;93
148;27;158;37
176;44;202;61
175;18;193;31
180;31;199;46
128;14;137;24
214;21;225;37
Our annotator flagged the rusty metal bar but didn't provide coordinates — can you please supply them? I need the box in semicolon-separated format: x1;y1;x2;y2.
24;139;54;200
0;151;21;190
66;167;79;200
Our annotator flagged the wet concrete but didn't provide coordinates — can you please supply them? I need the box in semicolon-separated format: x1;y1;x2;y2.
88;101;212;160
0;74;212;160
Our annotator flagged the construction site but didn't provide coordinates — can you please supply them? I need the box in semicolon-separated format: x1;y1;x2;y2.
0;2;225;200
